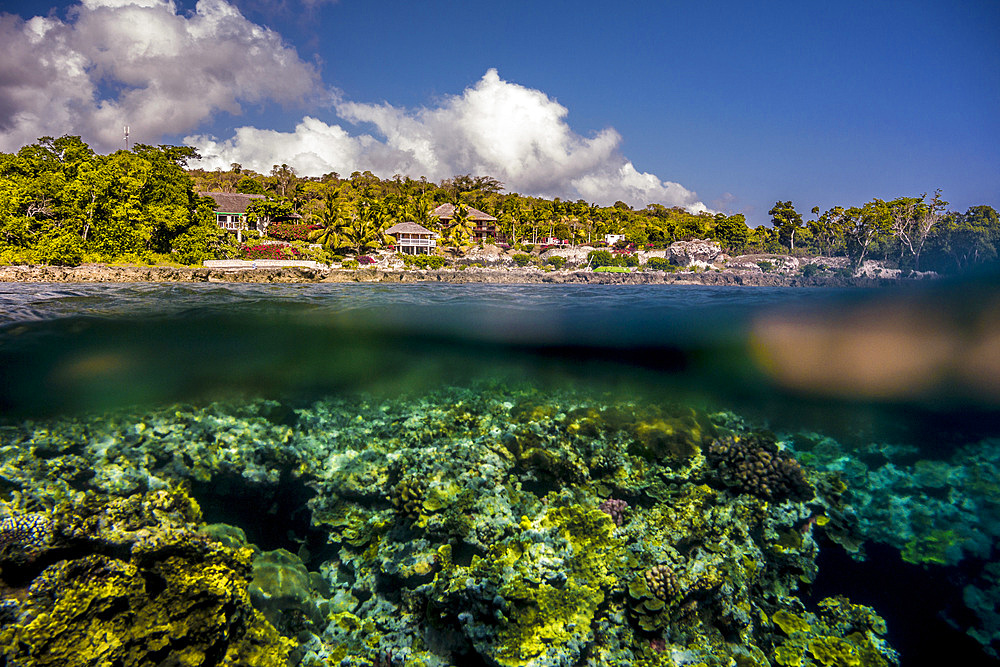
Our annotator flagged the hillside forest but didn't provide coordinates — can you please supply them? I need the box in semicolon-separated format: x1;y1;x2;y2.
1;136;998;273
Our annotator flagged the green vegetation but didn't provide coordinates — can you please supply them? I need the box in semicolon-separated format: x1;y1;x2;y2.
512;253;533;267
401;254;447;269
588;250;639;269
2;136;998;272
643;257;674;271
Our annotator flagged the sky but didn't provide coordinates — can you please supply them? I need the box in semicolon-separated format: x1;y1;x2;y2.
1;0;997;225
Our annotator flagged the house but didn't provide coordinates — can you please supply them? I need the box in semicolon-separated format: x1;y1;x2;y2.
385;221;437;255
604;234;626;246
430;204;504;243
199;192;265;241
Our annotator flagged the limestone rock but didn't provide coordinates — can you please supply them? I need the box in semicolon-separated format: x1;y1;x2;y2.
666;239;724;267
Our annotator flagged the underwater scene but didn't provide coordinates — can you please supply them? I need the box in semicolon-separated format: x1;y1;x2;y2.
0;280;998;667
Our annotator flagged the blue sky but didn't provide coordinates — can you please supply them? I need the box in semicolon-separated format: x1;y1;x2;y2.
1;0;997;225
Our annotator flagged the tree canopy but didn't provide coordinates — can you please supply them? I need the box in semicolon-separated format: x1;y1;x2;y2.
2;136;998;273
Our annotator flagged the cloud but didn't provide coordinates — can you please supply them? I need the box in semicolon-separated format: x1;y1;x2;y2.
0;0;318;152
190;69;708;211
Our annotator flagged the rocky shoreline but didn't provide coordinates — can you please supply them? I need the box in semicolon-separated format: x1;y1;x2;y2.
0;263;907;287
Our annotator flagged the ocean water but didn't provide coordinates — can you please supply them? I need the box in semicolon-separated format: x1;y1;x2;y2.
0;280;998;666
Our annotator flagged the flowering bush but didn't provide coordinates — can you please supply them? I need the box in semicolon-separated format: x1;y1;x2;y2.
358;255;376;265
241;243;300;260
266;223;321;242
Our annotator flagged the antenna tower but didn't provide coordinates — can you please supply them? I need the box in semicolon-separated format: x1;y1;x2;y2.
123;125;130;151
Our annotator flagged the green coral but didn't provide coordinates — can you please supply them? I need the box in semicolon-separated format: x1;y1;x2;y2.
450;504;624;666
900;528;962;565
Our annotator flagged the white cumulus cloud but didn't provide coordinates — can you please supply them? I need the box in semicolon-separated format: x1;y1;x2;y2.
190;69;709;212
0;0;318;152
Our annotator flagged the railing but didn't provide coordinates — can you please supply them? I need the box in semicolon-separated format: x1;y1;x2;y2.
396;237;436;248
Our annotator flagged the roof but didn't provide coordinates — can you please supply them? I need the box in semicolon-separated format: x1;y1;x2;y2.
430;203;497;222
386;221;435;235
199;192;266;214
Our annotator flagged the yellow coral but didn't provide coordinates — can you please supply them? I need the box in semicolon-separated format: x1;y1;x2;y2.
773;609;812;635
809;636;861;667
774;644;804;666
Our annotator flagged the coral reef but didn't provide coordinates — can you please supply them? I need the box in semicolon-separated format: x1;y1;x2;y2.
707;432;813;502
0;487;291;666
598;497;629;527
785;431;1000;655
0;386;906;666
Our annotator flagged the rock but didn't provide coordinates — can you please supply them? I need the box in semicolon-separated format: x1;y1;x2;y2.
465;244;506;262
539;246;593;264
855;260;902;279
666;239;724;267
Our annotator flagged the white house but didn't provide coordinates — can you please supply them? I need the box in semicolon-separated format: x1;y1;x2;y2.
385;221;437;255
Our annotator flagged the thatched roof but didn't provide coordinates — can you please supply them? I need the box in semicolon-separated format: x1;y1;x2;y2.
430;203;497;222
386;221;435;235
199;192;265;213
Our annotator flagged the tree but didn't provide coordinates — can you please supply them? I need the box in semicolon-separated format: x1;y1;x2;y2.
441;204;475;249
236;177;267;194
246;198;295;234
888;190;947;271
269;164;297;198
308;191;349;250
713;213;751;254
925;205;999;272
340;199;391;255
841;200;891;268
769;201;803;252
809;206;845;257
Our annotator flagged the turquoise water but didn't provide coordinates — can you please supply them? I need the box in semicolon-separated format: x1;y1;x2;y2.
0;280;998;665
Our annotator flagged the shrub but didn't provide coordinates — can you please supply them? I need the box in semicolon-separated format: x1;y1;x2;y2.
342;259;360;269
757;260;776;272
546;256;567;269
800;263;824;278
358;255;376;265
34;231;85;266
512;253;533;267
622;254;639;267
587;250;615;268
644;257;673;271
242;243;300;260
402;254;447;269
266;223;321;242
0;246;35;266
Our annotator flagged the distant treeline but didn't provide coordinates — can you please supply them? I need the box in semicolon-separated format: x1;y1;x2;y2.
2;136;997;272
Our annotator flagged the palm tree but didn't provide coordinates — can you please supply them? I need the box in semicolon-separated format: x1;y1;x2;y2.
341;199;391;255
441;204;475;250
308;191;349;250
